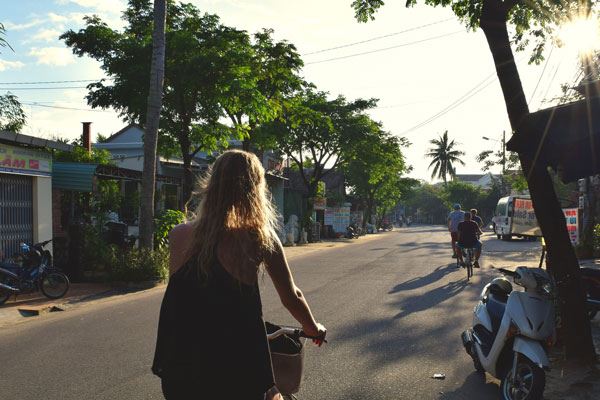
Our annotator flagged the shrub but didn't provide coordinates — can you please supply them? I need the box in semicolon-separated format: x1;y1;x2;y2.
110;246;169;283
154;209;185;248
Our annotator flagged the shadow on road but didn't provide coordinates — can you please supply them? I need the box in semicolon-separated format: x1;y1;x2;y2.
389;264;456;293
392;279;468;320
439;372;500;399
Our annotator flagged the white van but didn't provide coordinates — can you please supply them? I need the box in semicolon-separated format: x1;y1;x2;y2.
492;196;541;240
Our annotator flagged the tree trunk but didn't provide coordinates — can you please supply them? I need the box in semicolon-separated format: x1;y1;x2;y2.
481;0;595;362
139;0;166;250
242;138;251;151
181;150;194;210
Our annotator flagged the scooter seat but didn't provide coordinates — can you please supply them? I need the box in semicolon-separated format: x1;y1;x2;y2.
581;267;600;278
487;293;507;333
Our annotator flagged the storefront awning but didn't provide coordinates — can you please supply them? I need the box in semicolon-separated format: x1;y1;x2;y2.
53;162;181;192
53;162;98;191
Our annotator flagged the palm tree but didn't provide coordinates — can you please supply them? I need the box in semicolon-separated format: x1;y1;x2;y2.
426;130;465;185
139;0;167;249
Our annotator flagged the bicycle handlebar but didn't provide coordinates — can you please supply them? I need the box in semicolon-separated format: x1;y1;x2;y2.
267;326;327;343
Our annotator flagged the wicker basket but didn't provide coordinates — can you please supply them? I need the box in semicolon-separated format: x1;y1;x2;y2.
266;323;306;395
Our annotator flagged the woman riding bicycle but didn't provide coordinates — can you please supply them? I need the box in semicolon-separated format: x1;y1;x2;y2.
152;150;326;400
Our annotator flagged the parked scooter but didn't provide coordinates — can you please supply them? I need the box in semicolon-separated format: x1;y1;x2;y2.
461;266;555;400
345;225;359;239
0;240;70;305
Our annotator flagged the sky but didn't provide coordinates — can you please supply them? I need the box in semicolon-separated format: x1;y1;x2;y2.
0;0;589;181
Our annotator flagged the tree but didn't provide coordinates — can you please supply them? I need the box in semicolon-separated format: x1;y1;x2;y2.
426;130;465;185
260;89;378;233
61;0;251;205
139;0;166;250
345;126;409;228
352;0;597;362
0;22;13;51
220;29;305;151
0;24;25;132
0;93;26;132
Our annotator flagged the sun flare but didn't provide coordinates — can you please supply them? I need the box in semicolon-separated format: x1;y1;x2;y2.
559;16;600;55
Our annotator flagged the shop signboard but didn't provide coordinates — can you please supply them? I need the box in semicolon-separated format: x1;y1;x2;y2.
0;143;52;177
313;197;326;210
563;208;579;245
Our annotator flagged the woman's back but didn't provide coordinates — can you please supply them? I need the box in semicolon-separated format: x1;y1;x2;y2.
152;254;274;395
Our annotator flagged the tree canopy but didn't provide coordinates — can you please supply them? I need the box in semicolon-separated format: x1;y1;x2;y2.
61;0;303;203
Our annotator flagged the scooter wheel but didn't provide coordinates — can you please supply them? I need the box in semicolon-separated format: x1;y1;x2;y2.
501;356;545;400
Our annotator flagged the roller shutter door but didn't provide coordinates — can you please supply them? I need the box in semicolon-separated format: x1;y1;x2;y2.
0;174;33;258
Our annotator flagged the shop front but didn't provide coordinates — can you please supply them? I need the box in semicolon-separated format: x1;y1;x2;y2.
0;141;53;257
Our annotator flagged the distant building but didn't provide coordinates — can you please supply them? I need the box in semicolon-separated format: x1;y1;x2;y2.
454;173;500;189
93;124;207;211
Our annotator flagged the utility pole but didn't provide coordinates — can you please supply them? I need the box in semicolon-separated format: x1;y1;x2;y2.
502;130;506;174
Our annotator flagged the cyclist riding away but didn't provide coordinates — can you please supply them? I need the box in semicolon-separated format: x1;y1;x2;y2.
448;204;465;258
456;212;483;268
470;208;483;229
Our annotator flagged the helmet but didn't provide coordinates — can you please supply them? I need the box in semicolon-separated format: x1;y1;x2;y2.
453;203;461;210
489;277;512;297
19;242;30;254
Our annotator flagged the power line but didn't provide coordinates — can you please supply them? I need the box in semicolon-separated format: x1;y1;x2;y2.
302;18;454;56
399;73;499;135
528;44;554;105
0;86;88;90
0;78;111;85
399;55;529;136
305;30;464;65
23;102;112;113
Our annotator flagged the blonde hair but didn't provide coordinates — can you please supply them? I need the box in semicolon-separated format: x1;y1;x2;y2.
185;150;278;280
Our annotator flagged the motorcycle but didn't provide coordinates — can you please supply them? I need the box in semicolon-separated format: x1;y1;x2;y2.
345;225;359;239
461;266;554;400
380;221;393;231
0;240;70;305
539;242;600;320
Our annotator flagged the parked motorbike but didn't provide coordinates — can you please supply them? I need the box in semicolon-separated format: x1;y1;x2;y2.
345;225;358;239
461;266;554;400
0;240;70;305
380;221;393;231
539;242;600;320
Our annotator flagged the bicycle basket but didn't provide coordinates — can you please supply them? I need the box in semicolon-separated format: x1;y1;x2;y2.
266;322;305;395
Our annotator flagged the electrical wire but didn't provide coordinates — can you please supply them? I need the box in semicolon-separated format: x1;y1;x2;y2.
528;44;554;105
0;78;111;85
302;18;454;56
23;102;112;113
398;73;499;135
305;30;464;65
0;86;89;90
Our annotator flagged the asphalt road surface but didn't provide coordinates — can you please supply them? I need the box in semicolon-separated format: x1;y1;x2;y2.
0;226;540;399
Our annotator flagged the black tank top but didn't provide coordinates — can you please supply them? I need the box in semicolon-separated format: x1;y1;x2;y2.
151;257;275;395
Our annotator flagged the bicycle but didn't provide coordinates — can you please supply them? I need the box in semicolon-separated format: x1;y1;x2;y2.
460;247;475;281
266;322;326;400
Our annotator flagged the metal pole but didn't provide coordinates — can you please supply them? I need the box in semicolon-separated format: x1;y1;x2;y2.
502;130;506;174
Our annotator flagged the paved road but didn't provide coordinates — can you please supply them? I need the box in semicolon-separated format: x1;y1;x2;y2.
0;226;539;399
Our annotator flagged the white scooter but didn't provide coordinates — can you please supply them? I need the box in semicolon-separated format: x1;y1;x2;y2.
461;266;555;400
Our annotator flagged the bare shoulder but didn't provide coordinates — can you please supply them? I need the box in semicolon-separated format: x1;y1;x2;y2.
170;222;193;242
